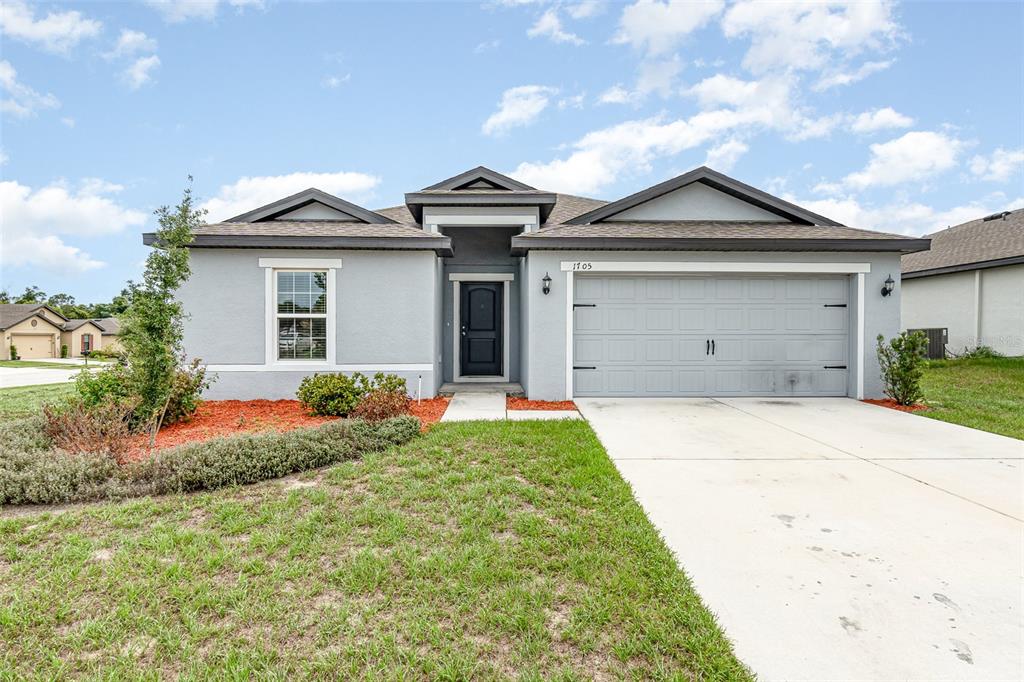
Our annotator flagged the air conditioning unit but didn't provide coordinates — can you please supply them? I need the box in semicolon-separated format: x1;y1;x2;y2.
907;328;948;359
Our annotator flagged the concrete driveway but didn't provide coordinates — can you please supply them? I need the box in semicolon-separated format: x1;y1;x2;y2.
0;367;81;388
578;397;1023;681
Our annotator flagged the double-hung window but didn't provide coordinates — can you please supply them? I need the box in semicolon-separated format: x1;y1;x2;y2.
275;270;328;360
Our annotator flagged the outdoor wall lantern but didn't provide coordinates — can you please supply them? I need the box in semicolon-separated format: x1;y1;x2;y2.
542;272;552;295
881;274;895;297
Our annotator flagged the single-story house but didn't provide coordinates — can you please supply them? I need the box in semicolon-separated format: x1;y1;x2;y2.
0;304;118;359
153;166;930;401
902;208;1023;356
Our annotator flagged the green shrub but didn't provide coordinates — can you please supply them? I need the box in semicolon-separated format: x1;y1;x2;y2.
297;372;408;416
60;344;68;358
876;331;929;406
75;363;134;408
73;360;207;427
163;359;210;425
9;345;18;360
87;348;123;360
0;416;420;505
955;345;1003;360
352;389;411;422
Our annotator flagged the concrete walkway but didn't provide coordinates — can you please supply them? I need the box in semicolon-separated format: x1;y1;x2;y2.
440;390;580;422
578;397;1024;681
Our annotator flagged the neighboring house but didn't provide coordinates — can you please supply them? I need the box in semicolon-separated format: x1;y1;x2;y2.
0;304;118;359
93;317;123;352
902;208;1024;356
152;166;929;401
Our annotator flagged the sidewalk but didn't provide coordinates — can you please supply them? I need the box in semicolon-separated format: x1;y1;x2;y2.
440;390;580;422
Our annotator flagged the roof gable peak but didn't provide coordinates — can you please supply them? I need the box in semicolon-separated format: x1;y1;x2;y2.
224;187;396;224
422;166;536;192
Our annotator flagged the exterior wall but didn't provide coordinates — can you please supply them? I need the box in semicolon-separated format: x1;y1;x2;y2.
902;264;1024;355
102;335;123;353
439;226;522;383
608;183;787;222
37;308;67;327
523;250;903;400
60;324;105;357
177;248;439;400
3;316;62;359
274;203;355;220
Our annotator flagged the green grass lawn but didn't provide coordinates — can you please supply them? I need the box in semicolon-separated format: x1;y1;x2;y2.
0;420;750;680
0;383;75;420
919;356;1024;440
0;360;81;369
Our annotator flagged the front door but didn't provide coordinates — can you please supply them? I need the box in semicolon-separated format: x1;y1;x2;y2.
460;282;503;377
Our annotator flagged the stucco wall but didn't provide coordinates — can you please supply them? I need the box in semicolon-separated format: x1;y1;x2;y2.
177;248;439;399
902;264;1024;355
61;324;104;357
3;316;61;360
523;250;904;400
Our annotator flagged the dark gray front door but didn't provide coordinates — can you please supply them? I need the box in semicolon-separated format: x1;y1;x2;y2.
461;282;502;376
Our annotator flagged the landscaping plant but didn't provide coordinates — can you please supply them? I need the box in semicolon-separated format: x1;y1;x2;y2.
9;345;17;360
297;372;408;416
876;331;929;405
41;399;137;464
60;344;68;358
351;388;411;422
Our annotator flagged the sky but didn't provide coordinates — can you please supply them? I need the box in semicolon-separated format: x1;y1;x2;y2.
1;0;1022;303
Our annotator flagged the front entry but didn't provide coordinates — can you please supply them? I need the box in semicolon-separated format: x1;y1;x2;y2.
460;282;503;377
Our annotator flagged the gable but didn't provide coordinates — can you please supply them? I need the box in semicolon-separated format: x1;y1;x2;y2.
607;182;787;222
422;166;536;192
273;202;357;221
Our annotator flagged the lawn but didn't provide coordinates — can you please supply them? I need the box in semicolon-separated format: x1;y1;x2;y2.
0;383;75;420
0;360;80;369
0;420;750;680
919;356;1024;440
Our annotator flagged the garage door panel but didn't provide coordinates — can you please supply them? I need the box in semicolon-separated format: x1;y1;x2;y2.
11;334;54;359
574;274;850;397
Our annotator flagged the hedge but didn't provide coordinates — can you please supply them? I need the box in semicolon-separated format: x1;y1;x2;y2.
0;415;420;506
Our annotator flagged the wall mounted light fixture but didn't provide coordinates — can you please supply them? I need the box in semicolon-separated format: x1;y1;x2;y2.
881;274;895;297
542;272;552;295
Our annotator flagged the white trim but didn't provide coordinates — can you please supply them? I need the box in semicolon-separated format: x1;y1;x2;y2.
452;278;511;383
564;270;574;400
259;257;343;269
449;272;515;282
856;273;865;400
206;363;433;373
560;261;872;274
264;267;275;365
973;269;982;345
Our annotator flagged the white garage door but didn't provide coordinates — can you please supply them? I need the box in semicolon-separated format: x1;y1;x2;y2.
573;275;850;397
11;334;55;359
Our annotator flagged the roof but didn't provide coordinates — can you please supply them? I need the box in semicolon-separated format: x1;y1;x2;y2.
0;304;67;331
225;187;396;224
63;319;106;332
902;208;1024;278
421;166;536;191
93;317;120;335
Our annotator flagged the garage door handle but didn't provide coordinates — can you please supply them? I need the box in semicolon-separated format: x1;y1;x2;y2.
573;366;596;370
824;365;847;370
573;303;597;309
823;304;847;308
711;339;715;355
706;339;710;355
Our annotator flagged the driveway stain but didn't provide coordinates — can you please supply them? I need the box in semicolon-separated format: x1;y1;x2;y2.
838;616;862;634
933;593;961;611
773;514;796;528
949;639;974;664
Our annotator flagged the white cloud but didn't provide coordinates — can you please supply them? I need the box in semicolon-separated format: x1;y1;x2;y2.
704;139;748;172
598;84;634;105
0;178;148;273
61;116;75;128
597;56;683;106
567;0;601;19
814;60;892;91
0;0;101;55
527;9;585;45
843;131;966;189
321;74;351;89
722;0;900;75
145;0;219;23
474;39;501;53
200;171;381;222
0;60;60;118
558;92;586;109
613;0;723;55
849;106;913;134
969;148;1024;182
0;148;7;165
105;29;158;59
482;85;558;136
123;55;161;90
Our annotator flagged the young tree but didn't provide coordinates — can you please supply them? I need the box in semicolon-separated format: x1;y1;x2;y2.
15;285;47;304
119;179;204;442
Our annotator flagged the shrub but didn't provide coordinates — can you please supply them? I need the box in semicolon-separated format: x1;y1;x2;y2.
876;331;929;406
42;399;137;464
955;345;1003;360
163;359;210;425
60;344;69;358
75;363;134;409
297;372;408;416
352;389;411;422
10;345;18;360
0;448;117;506
87;348;123;360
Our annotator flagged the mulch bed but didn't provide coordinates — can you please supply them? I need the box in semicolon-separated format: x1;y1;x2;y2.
862;398;928;413
128;397;452;457
507;397;578;411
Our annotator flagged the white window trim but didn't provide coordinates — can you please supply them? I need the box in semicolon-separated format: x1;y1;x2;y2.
563;263;870;401
262;260;340;366
451;274;512;383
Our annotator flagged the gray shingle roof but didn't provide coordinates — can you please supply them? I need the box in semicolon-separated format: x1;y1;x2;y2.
93;317;121;335
0;304;67;331
63;319;105;331
522;221;916;240
902;208;1024;275
194;221;441;239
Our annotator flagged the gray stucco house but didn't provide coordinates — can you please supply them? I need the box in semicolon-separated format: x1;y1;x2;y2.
902;208;1023;356
150;166;930;401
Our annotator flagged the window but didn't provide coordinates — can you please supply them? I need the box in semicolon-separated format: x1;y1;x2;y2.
275;270;327;360
81;333;92;353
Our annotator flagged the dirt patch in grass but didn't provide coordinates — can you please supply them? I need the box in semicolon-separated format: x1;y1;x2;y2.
507;397;578;411
408;396;449;430
862;398;928;413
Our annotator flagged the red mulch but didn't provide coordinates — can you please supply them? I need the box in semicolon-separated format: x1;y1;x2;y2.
507;397;578;411
127;397;451;458
862;398;928;413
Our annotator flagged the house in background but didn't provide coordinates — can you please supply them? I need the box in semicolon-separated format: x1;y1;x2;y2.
157;165;930;401
0;303;121;359
902;209;1023;356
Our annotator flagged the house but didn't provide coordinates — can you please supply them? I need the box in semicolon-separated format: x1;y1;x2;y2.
0;304;117;359
93;317;123;353
152;166;930;401
901;208;1023;356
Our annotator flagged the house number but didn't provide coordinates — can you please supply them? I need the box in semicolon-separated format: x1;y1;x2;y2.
571;262;593;271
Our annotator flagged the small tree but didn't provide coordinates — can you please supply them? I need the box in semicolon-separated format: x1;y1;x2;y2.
119;178;204;443
876;331;929;406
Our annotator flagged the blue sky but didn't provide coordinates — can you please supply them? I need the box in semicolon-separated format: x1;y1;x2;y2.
1;0;1022;303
